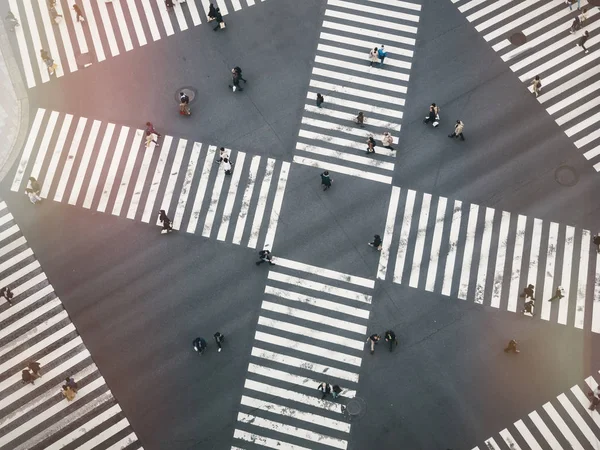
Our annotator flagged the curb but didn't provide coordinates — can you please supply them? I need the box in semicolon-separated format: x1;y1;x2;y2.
0;17;29;184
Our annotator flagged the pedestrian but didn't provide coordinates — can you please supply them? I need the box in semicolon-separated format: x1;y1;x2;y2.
366;333;380;354
22;369;35;385
216;147;230;164
377;45;387;67
1;286;14;306
531;75;542;98
593;234;600;253
448;120;465;140
256;248;275;266
316;93;324;108
519;284;535;300
332;384;342;399
193;337;207;355
207;3;217;21
49;5;63;24
65;377;78;392
589;386;600;410
213;9;225;31
504;339;520;353
384;330;398;352
368;234;382;251
214;332;224;352
62;384;77;401
577;31;590;54
222;157;233;175
5;11;19;31
317;382;331;399
72;4;84;22
26;177;42;204
28;361;42;378
229;71;243;92
355;111;365;127
522;298;535;317
158;210;173;234
369;46;379;67
179;92;191;116
580;7;588;24
423;103;440;127
165;0;174;8
381;132;394;150
366;136;376;154
320;171;332;191
566;0;575;10
145;122;161;140
548;286;565;302
570;16;581;33
145;133;158;149
233;67;247;83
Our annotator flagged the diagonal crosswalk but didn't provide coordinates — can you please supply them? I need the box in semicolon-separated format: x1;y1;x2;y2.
10;108;290;248
378;186;600;333
451;0;600;171
8;0;271;89
0;200;143;450
473;370;600;450
230;257;375;450
292;0;422;184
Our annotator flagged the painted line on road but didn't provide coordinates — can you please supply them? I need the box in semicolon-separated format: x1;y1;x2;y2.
378;186;400;281
272;257;375;288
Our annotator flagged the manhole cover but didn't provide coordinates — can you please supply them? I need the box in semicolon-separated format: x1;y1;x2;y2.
554;165;579;186
343;397;367;421
510;32;527;46
175;87;196;104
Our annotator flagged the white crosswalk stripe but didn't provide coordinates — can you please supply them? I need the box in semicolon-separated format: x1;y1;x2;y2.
381;186;600;334
231;258;376;450
451;0;600;171
293;0;421;184
0;201;143;450
11;108;289;248
9;0;274;88
474;371;600;449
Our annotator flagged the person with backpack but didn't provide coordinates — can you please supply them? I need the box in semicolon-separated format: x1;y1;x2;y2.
193;337;207;355
384;330;398;352
256;248;275;266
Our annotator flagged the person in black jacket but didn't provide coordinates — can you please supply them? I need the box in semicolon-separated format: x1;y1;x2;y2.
368;234;382;250
256;249;275;266
384;330;397;352
213;9;224;31
214;332;224;352
207;3;217;21
158;210;173;234
193;337;207;355
1;286;14;306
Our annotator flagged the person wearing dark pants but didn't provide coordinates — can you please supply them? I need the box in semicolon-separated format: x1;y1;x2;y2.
448;120;465;140
213;9;224;31
193;337;207;355
316;93;324;108
384;330;397;352
158;210;173;234
1;286;13;306
578;31;590;53
233;67;246;83
519;284;535;300
256;249;275;266
28;361;42;379
504;339;520;353
214;332;224;352
317;382;331;399
366;333;380;354
332;385;342;399
73;4;84;22
594;235;600;253
548;286;564;302
320;171;332;191
368;234;382;251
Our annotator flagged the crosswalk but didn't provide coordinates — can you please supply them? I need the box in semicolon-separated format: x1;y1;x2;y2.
451;0;600;172
0;200;142;450
8;0;270;89
230;257;375;450
473;370;600;450
11;108;290;248
292;0;422;184
377;186;600;333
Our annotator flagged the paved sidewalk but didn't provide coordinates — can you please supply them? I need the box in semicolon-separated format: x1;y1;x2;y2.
0;15;28;183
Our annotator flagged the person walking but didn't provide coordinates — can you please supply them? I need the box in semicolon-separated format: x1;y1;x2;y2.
145;133;159;149
368;234;382;251
213;8;225;31
65;376;78;392
382;132;394;150
423;103;440;127
158;210;173;234
332;385;342;399
366;136;376;154
316;93;324;108
29;361;42;378
49;4;63;24
62;384;77;401
377;45;387;67
1;286;14;306
222;157;233;175
22;369;35;385
26;177;42;204
504;339;520;353
520;284;535;300
179;92;191;116
548;286;565;302
520;283;535;316
216;147;230;164
320;171;332;191
448;120;465;140
570;16;581;33
73;4;84;22
577;30;590;54
366;333;380;354
369;46;379;66
214;332;224;352
256;248;275;266
145;122;161;141
531;75;542;98
589;386;600;410
317;382;331;399
193;337;207;354
229;70;243;92
355;112;365;128
580;7;588;25
594;234;600;253
233;67;247;84
5;11;19;31
384;330;398;352
207;3;217;21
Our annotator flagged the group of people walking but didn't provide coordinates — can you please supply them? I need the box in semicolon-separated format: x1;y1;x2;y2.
366;330;398;354
193;332;225;354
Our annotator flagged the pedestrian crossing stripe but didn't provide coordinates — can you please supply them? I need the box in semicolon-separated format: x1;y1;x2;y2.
451;0;600;171
473;371;600;449
8;0;271;89
11;108;290;249
0;201;143;450
294;0;421;184
231;257;376;450
379;185;600;333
